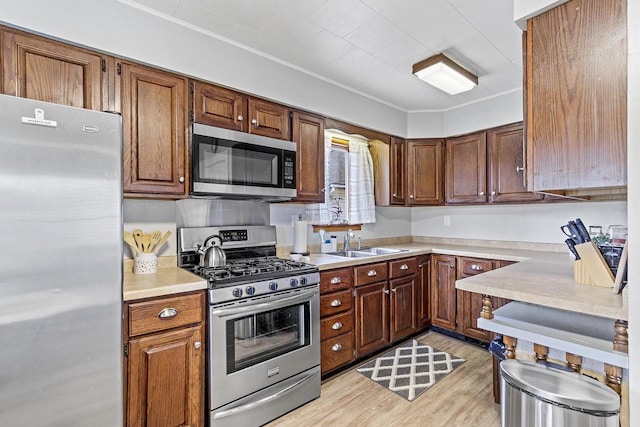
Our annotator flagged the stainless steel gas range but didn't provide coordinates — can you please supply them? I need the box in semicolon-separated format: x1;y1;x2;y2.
178;225;321;427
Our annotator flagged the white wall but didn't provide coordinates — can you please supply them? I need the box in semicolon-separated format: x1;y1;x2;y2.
443;89;523;136
513;0;569;29
412;201;627;244
0;0;406;137
627;0;639;423
406;111;445;138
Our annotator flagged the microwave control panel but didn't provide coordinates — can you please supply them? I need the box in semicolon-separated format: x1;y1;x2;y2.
283;152;295;188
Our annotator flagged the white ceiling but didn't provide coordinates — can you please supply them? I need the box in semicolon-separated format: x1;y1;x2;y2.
129;0;523;112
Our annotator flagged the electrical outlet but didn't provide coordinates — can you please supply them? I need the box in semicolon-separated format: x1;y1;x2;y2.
444;216;451;226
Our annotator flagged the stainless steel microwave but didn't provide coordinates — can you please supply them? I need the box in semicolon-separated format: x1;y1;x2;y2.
191;123;297;200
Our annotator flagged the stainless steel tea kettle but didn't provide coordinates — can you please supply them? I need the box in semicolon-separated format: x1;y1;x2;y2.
197;234;226;267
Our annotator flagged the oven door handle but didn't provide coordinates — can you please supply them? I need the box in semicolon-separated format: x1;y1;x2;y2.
211;288;318;318
213;369;318;420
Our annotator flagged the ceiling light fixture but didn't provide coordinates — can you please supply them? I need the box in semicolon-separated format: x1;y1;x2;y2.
412;53;478;95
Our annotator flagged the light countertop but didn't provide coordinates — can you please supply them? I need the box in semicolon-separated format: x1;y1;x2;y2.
123;257;207;301
307;241;628;321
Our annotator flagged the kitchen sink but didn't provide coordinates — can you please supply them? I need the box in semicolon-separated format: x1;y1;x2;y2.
326;247;408;258
356;247;408;255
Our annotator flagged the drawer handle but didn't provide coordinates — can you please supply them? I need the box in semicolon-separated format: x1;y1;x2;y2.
332;343;343;352
367;270;378;277
330;277;342;284
471;264;484;271
400;264;409;270
158;308;179;319
330;299;342;307
331;322;343;330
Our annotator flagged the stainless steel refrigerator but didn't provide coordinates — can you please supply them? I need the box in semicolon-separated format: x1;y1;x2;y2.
0;94;123;426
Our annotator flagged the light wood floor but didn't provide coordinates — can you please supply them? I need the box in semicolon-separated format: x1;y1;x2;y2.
268;331;501;427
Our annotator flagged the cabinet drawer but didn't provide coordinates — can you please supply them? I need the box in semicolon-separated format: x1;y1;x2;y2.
320;290;352;317
459;257;493;277
128;293;204;337
354;262;388;287
321;331;354;374
320;268;352;293
320;310;353;340
389;257;417;279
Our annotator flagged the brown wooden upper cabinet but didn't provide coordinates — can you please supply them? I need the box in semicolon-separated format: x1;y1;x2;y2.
291;111;325;203
445;132;487;204
247;97;290;140
191;81;245;131
120;61;189;197
525;0;627;194
1;26;109;111
407;139;444;205
488;123;543;203
390;137;407;205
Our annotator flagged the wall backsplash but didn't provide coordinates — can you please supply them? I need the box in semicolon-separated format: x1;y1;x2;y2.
123;198;627;258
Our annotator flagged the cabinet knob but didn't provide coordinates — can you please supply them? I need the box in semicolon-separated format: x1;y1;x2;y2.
158;308;178;319
516;166;525;173
251;118;259;126
479;191;485;196
391;288;397;293
330;299;342;307
392;193;398;197
491;191;496;196
409;195;414;198
384;289;390;295
331;322;343;330
237;115;243;121
179;176;185;183
332;343;343;352
194;341;201;349
400;264;409;270
330;277;342;284
367;270;378;277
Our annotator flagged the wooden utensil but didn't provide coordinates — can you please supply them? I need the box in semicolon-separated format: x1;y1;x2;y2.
153;231;172;254
123;231;140;255
132;229;143;253
142;233;152;253
149;231;162;253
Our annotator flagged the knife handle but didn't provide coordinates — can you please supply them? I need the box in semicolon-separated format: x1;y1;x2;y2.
565;238;581;260
567;221;583;244
574;218;591;242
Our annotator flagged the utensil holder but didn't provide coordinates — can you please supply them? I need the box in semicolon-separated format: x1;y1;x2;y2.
573;242;615;287
134;252;157;274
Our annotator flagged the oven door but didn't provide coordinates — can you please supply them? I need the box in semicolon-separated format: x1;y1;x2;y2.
208;285;320;410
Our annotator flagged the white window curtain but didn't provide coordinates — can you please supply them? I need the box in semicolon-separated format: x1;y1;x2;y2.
348;140;376;224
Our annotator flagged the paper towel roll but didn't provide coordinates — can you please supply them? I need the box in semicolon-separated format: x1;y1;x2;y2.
292;220;308;254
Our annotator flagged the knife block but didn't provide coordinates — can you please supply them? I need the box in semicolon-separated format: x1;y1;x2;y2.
573;242;615;288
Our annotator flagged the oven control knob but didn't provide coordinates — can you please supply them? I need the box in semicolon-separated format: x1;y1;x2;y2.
269;282;278;291
300;277;308;286
290;278;299;287
232;288;243;298
245;286;255;296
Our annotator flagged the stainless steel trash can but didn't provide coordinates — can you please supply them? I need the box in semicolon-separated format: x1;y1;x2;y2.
500;359;620;427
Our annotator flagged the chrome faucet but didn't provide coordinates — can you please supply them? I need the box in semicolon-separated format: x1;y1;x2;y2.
343;229;355;250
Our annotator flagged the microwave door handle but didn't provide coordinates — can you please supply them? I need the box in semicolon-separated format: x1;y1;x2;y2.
211;288;318;318
213;370;317;421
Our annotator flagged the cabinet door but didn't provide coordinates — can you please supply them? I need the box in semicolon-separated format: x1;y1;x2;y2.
127;325;204;427
191;81;246;131
121;61;188;197
247;97;290;140
407;139;444;205
526;0;626;192
292;111;325;202
389;276;417;342
390;137;407;205
417;255;431;328
355;282;389;357
456;290;493;342
445;132;487;204
488;123;543;203
430;255;457;330
1;28;107;110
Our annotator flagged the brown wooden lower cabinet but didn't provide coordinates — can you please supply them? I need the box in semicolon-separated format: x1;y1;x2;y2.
355;281;390;357
416;255;431;328
125;291;205;427
430;255;457;330
389;275;417;342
